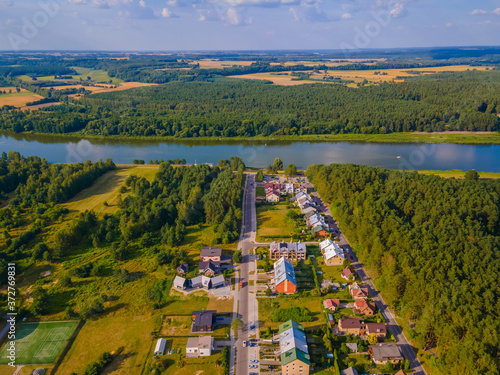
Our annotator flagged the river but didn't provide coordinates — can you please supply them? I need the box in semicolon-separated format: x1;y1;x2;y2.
1;132;499;172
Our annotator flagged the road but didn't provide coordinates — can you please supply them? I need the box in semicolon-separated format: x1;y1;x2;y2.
305;178;427;375
231;173;261;375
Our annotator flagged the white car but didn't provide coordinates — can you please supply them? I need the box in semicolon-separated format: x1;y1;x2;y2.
243;341;247;347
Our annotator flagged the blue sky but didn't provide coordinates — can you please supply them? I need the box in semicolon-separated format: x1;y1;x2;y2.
0;0;499;51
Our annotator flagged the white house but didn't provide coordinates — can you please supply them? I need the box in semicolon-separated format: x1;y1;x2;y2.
154;338;167;356
186;336;214;358
285;183;294;194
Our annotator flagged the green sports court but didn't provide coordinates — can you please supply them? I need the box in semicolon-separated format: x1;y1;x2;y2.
0;321;78;365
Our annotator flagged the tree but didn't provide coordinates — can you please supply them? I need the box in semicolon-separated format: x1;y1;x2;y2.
255;170;264;182
465;169;479;180
284;164;298;177
265;287;273;296
233;250;242;263
30;287;48;315
367;333;379;345
273;158;283;171
231;318;243;331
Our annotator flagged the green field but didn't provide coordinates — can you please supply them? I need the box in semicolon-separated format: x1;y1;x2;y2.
0;321;78;365
418;169;500;179
256;202;297;241
18;67;123;84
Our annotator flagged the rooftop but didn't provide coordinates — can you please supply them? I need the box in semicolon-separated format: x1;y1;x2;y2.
274;257;297;287
192;310;216;326
200;247;222;258
281;348;311;366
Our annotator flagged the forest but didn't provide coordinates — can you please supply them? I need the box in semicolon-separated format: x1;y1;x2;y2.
0;153;244;318
306;163;500;375
0;70;499;137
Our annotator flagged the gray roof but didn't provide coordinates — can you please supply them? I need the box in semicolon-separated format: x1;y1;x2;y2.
341;367;359;375
370;343;404;362
280;327;308;354
274;257;296;287
211;275;225;287
173;276;187;289
193;310;216;326
200;247;222;258
191;276;203;287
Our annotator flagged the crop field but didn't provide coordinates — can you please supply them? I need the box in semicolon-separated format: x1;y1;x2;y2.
64;166;159;215
189;59;256;68
18;67;123;84
230;65;490;86
0;321;78;365
47;82;157;98
0;87;44;108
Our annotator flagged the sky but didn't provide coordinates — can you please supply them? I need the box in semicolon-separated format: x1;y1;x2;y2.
0;0;499;51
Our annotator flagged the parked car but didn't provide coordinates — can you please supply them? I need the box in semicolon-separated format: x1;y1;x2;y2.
249;325;256;330
243;341;247;347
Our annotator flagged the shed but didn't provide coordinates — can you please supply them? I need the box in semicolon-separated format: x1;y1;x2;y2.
154;338;167;356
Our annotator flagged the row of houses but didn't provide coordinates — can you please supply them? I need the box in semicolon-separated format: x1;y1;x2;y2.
279;320;311;375
269;241;307;261
295;192;331;238
173;274;226;291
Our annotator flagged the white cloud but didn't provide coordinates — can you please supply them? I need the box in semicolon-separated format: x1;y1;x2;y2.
389;3;406;18
68;0;87;4
492;8;500;16
139;0;146;7
221;0;299;6
341;13;352;19
161;7;178;17
222;7;251;25
445;22;452;27
471;9;487;16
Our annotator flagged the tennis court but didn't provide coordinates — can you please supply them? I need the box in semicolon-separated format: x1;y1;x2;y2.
0;321;78;365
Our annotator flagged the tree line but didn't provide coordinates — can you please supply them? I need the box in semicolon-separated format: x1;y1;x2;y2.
306;163;500;375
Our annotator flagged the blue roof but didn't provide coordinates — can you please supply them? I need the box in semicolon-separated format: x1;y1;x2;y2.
274;257;296;287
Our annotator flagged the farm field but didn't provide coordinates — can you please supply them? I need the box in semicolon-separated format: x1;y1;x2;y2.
256;202;297;241
18;67;123;84
63;165;159;215
56;315;156;375
230;64;490;85
0;321;78;365
0;87;44;108
48;82;157;98
0;365;54;375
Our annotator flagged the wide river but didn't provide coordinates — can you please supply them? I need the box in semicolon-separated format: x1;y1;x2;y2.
1;132;499;172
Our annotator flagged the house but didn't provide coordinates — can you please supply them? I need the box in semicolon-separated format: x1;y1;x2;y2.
269;241;307;261
295;192;310;204
154;338;167;356
211;274;225;289
177;263;189;274
328;314;335;324
320;239;345;266
265;182;281;190
199;260;220;276
279;320;310;375
338;319;363;335
394;371;406;375
190;275;203;289
304;209;317;218
311;224;330;238
186;336;214;357
365;323;387;340
307;213;325;227
266;189;281;203
285;183;294;194
191;310;216;332
369;343;404;365
274;257;297;294
353;300;376;316
350;286;369;300
341;267;355;280
345;343;358;353
200;247;222;262
173;276;188;290
323;299;340;312
341;367;359;375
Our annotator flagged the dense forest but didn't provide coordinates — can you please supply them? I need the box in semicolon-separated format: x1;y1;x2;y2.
0;70;498;137
306;164;500;375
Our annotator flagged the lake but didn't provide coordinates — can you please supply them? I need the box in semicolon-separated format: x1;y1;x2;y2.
1;132;500;172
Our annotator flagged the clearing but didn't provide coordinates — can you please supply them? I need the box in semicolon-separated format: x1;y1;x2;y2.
48;82;157;98
256;202;297;241
56;315;156;375
418;169;500;179
0;321;78;365
64;165;159;215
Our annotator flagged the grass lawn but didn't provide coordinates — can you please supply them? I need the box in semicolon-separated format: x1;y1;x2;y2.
64;166;159;215
72;67;124;83
0;365;54;375
0;321;78;365
256;203;297;241
143;337;225;375
57;315;156;375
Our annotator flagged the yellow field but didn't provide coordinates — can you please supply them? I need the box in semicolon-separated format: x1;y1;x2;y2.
48;82;157;98
0;365;54;375
230;65;489;86
229;72;317;86
63;166;159;215
190;59;256;68
312;64;490;83
191;58;384;69
56;315;156;375
0;87;44;108
418;169;500;179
